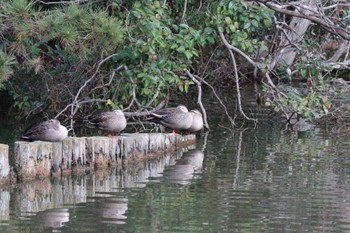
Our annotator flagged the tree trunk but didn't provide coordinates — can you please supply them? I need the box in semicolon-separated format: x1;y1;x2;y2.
272;0;318;68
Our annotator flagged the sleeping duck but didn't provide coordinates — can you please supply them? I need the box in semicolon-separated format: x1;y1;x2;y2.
87;109;127;136
188;109;203;132
21;119;68;142
147;105;193;133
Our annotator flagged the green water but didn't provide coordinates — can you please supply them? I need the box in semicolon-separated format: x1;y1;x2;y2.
1;120;350;232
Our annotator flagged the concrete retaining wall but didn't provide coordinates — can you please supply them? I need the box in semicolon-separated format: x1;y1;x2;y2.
4;133;195;183
0;144;10;183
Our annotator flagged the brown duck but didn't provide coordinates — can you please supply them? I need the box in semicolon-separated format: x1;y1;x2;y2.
188;109;203;132
87;109;127;136
148;105;193;133
21;119;68;142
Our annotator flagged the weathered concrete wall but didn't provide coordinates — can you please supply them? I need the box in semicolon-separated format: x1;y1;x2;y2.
11;133;195;182
0;144;10;184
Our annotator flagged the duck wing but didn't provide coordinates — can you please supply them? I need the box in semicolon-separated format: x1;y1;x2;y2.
149;107;186;129
21;120;57;140
88;111;114;124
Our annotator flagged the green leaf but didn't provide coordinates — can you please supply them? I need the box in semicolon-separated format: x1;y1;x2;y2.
204;27;213;35
263;18;272;27
106;99;116;109
225;16;232;25
251;20;258;27
310;66;318;75
300;68;307;78
229;24;236;32
170;43;178;49
179;84;183;92
243;22;251;29
207;36;215;43
185;83;189;93
228;1;234;9
176;46;186;52
172;24;179;31
184;50;193;59
180;23;189;29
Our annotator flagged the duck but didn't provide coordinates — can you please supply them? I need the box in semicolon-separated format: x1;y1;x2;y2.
87;109;127;136
21;119;68;142
147;105;193;133
188;109;203;132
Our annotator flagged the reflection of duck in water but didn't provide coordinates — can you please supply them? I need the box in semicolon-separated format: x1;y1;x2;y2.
162;149;204;185
101;197;128;224
31;208;69;229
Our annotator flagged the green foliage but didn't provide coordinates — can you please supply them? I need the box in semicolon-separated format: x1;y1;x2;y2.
216;0;273;54
0;0;280;121
271;48;331;118
0;50;17;90
2;0;33;18
0;0;126;115
119;0;201;102
266;82;332;119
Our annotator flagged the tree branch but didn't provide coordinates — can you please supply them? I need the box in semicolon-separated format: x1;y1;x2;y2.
256;0;350;40
184;69;210;129
192;72;236;127
64;53;119;135
218;30;258;67
123;100;166;117
218;29;258;122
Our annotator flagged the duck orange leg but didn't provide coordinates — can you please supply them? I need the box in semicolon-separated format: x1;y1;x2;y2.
171;129;181;135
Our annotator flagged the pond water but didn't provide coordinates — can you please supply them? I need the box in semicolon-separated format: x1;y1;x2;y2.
1;119;350;233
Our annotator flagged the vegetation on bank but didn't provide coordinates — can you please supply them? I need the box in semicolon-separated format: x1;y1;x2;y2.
0;0;349;128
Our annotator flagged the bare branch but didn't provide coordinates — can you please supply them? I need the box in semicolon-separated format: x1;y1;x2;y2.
124;76;141;111
90;65;125;93
327;41;350;63
218;29;258;122
229;48;257;122
182;0;188;23
218;30;258;67
184;69;210;129
194;74;236;127
256;0;350;40
60;53;120;134
123;100;166;117
73;54;120;105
